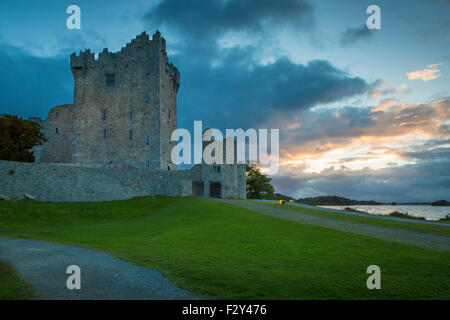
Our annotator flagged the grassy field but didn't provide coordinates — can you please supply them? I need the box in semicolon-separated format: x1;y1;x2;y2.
0;260;37;300
0;197;449;299
263;202;450;237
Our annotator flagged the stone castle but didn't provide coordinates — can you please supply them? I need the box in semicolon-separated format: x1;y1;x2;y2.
0;31;246;201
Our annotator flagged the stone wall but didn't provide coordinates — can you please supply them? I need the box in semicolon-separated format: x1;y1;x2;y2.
0;160;195;202
0;160;246;202
38;104;74;163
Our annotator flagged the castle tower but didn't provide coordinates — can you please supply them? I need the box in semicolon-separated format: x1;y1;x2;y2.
69;31;180;170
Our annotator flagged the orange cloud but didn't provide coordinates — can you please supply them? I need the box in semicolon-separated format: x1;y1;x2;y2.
406;63;442;81
277;98;449;174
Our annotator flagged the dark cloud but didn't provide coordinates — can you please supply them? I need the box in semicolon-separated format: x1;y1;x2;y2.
402;147;450;161
175;49;370;130
340;25;373;46
0;44;73;119
280;106;375;149
145;0;314;40
141;0;370;130
272;159;450;203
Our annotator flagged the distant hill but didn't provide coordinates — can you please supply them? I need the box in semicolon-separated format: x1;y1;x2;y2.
268;193;296;201
297;196;381;206
267;194;447;206
431;200;450;206
397;202;431;205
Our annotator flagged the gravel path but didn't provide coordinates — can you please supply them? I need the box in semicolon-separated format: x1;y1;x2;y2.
216;199;450;252
0;238;199;300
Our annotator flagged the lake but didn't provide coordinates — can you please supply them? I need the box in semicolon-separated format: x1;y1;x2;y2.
319;205;450;221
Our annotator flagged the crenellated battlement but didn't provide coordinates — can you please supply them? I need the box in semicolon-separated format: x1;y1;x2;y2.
70;49;95;70
70;31;170;72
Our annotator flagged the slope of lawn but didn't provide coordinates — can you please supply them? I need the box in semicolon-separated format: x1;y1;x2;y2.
0;197;449;299
0;260;37;300
262;202;450;237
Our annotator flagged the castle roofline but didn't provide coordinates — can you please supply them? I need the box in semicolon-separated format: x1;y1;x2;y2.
70;31;164;61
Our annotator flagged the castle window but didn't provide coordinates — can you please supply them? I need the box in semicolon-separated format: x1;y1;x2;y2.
102;109;107;120
147;160;150;169
129;130;133;139
128;111;134;120
55;128;59;134
146;136;150;145
103;129;107;139
145;94;150;103
104;74;116;87
168;110;171;120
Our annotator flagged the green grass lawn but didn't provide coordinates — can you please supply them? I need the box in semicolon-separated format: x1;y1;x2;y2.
0;197;449;299
262;202;450;237
0;260;37;300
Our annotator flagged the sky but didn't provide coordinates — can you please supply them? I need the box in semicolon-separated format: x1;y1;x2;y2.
0;0;449;202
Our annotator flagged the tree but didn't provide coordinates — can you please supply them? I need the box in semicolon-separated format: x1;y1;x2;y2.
246;165;275;199
0;115;47;162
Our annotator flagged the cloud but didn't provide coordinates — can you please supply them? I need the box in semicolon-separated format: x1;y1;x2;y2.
270;97;450;202
142;0;371;131
282;98;449;158
144;0;314;41
406;63;443;81
340;25;373;46
0;44;73;119
175;50;370;130
272;158;450;203
368;80;410;98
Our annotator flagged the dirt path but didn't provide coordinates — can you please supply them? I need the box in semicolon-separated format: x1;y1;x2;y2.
0;238;199;300
216;199;450;252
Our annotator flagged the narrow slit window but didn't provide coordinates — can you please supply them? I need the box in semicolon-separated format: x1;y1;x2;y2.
129;130;133;139
146;136;150;145
103;129;107;139
102;109;107;120
55;128;59;134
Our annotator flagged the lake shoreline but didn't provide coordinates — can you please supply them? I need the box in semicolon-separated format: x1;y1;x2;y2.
319;205;450;222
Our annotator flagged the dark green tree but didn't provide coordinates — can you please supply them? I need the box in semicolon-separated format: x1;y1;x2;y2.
0;115;47;162
246;165;275;199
